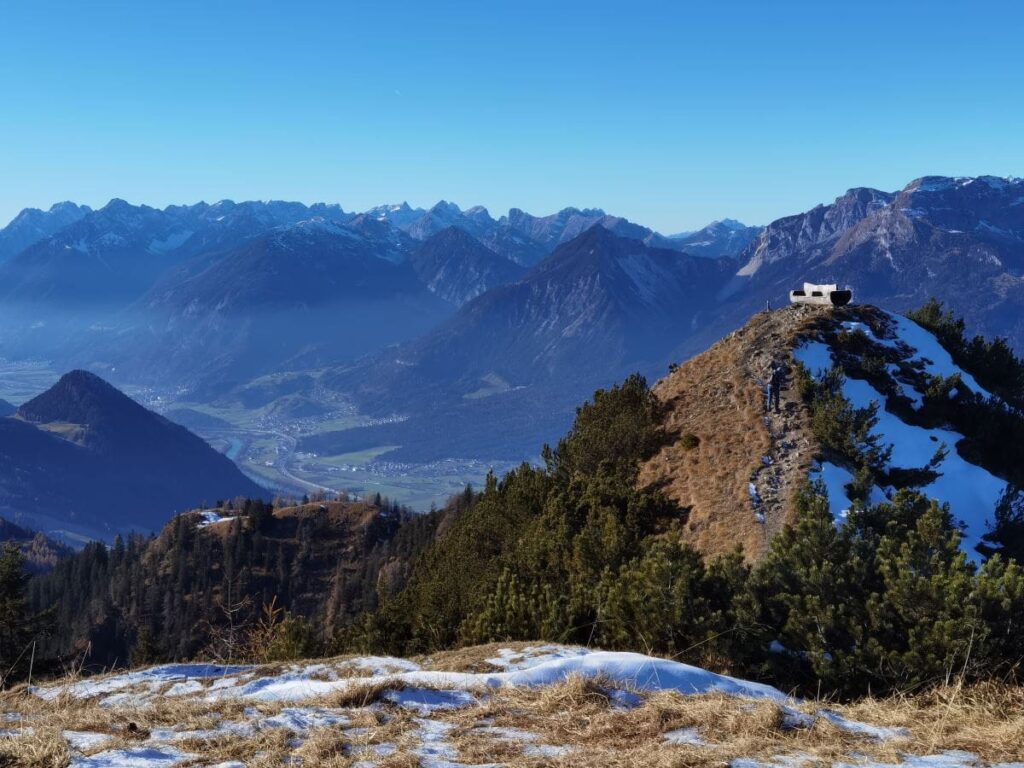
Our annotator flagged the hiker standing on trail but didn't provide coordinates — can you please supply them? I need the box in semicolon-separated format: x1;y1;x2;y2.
767;363;785;413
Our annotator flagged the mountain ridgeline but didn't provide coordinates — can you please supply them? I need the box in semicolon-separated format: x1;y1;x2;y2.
3;176;1024;478
27;302;1024;698
0;197;745;396
4;175;1024;512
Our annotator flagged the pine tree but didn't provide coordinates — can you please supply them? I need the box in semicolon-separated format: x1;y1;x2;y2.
862;494;980;689
0;544;34;684
739;482;868;692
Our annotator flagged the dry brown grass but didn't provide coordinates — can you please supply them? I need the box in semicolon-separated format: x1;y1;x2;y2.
640;305;827;560
414;641;565;673
3;650;1022;767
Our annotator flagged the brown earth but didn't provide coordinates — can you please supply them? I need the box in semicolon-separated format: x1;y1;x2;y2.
640;304;841;560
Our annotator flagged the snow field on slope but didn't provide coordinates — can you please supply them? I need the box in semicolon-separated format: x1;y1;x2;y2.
794;317;1006;556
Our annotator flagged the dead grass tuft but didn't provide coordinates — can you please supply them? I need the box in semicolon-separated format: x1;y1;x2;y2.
0;726;71;768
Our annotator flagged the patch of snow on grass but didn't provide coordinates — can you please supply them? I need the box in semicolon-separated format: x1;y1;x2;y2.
731;755;816;768
411;717;457;762
793;340;834;375
69;745;196;767
839;377;1005;557
208;675;246;690
484;645;589;671
833;751;1001;767
607;688;644;709
202;650;786;704
164;680;204;697
261;706;350;731
33;663;252;702
819;709;909;741
664;726;703;745
382;687;477;714
341;656;421;674
64;730;114;751
504;651;787;700
474;725;539;741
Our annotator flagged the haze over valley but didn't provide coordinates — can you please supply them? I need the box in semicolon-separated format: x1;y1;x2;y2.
3;175;1024;519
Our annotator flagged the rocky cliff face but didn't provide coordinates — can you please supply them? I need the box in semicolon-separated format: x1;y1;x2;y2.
727;177;1024;347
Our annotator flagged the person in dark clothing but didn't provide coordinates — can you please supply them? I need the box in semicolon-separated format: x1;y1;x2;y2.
768;363;785;413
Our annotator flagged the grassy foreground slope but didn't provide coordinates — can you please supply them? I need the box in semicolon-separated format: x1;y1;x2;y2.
2;643;1022;767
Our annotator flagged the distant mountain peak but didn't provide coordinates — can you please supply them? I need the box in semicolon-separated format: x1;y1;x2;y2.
665;218;763;259
48;201;87;214
280;216;359;239
904;174;1024;194
577;221;625;245
408;226;525;306
17;369;135;429
430;200;462;215
100;198;135;212
0;201;92;261
432;224;481;242
1;370;263;537
709;218;749;230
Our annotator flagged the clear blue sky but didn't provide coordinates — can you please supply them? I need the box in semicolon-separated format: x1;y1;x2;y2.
2;0;1022;233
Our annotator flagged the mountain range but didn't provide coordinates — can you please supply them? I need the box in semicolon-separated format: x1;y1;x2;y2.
0;370;263;542
0;197;742;394
304;226;736;460
2;175;1024;504
296;175;1024;464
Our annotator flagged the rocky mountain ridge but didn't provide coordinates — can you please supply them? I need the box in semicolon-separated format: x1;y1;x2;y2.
641;302;1021;560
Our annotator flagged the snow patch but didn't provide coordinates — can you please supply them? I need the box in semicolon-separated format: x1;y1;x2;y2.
811;462;887;522
69;746;196;768
879;313;991;399
484;645;589;671
664;726;704;745
839;377;1005;557
382;687;478;714
793;340;833;375
32;663;252;703
819;709;910;741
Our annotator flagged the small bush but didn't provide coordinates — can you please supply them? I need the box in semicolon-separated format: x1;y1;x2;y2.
680;432;700;450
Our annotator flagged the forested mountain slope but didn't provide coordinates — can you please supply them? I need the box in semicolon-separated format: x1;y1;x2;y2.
29;496;448;665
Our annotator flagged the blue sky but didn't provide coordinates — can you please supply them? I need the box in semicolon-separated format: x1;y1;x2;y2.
2;0;1022;233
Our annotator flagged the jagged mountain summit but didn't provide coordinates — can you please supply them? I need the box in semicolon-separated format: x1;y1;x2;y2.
408;226;526;306
0;201;92;263
641;302;1020;561
668;218;763;258
0;370;263;541
727;175;1024;342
